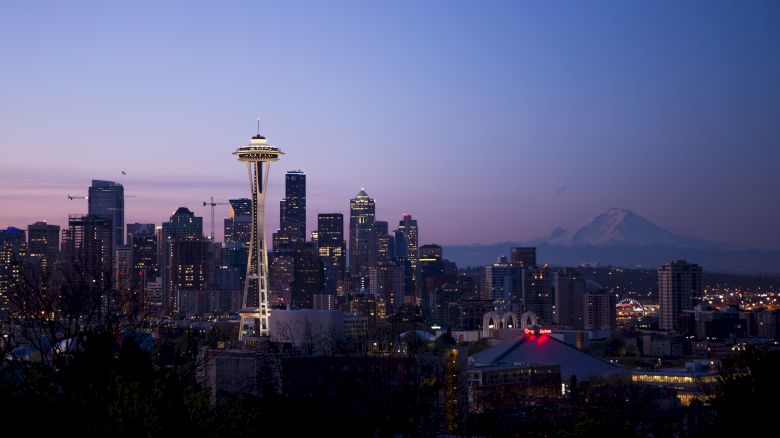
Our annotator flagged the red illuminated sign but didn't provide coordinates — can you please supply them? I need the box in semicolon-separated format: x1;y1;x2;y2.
523;328;552;335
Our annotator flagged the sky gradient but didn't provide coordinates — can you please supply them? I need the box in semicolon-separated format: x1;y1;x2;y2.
1;1;779;248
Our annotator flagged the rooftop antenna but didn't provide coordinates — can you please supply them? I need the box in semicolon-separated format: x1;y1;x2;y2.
257;118;261;136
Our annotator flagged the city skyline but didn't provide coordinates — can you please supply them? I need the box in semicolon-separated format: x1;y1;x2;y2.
2;2;779;249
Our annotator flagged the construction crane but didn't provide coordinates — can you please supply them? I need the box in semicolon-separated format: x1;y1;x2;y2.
203;197;228;241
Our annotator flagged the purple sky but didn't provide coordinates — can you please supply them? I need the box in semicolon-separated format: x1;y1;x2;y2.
1;1;779;248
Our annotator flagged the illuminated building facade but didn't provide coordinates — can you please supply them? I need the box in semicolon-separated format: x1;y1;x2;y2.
522;266;553;323
0;227;27;317
161;208;205;316
510;247;536;268
485;256;522;314
349;189;376;282
658;260;703;331
280;171;306;244
317;213;345;295
234;130;283;339
88;180;125;248
394;213;418;274
27;221;59;272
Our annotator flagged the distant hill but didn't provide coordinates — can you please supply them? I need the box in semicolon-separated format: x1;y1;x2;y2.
443;208;780;274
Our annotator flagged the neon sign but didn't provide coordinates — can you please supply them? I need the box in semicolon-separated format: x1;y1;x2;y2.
523;328;552;335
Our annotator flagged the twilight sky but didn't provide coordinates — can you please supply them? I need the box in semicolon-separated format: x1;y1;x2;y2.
1;1;779;248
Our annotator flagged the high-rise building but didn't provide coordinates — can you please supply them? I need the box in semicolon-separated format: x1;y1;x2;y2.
584;291;617;331
224;199;252;246
0;227;27;317
61;214;113;291
317;213;345;295
349;189;377;281
375;220;390;262
280;171;306;244
291;243;323;309
416;245;457;317
368;262;405;314
394;213;418;273
658;260;703;332
522;266;553;323
128;224;157;294
554;268;585;328
511;247;536;268
233;130;283;339
161;208;206;316
27;221;60;272
484;256;522;314
88;180;124;248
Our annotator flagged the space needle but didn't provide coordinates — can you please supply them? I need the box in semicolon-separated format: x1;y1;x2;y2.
234;124;283;341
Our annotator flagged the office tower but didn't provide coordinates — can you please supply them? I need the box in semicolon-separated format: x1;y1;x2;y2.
27;221;60;272
0;227;27;317
522;266;553;323
224;199;253;245
280;171;306;244
658;260;703;332
368;262;405;314
128;224;157;292
584;291;616;331
484;256;522;314
394;213;418;273
511;247;536;268
416;245;457;317
291;244;323;309
375;221;390;262
349;189;377;281
269;247;294;307
554;268;586;328
88;180;124;248
61;214;113;290
234;130;283;339
127;223;154;243
161;208;206;316
419;244;443;261
114;245;133;313
318;213;346;295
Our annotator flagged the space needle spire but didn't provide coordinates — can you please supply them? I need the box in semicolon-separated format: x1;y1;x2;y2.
233;125;284;341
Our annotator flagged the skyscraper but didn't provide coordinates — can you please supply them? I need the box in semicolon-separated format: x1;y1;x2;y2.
522;266;554;323
280;171;306;244
161;208;206;316
375;220;390;262
394;214;418;274
233;130;283;339
511;247;536;268
0;227;27;317
658;260;703;332
61;214;113;290
127;224;157;293
27;221;60;272
224;199;253;246
318;213;345;295
484;256;522;313
88;180;124;248
349;189;377;282
584;291;616;331
554;268;585;328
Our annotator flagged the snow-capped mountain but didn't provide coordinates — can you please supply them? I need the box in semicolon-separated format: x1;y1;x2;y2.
546;208;719;248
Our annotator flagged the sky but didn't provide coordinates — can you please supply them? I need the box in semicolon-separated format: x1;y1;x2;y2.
1;1;778;248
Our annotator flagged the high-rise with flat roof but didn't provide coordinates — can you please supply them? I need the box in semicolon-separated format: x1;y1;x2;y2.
27;221;60;271
659;260;703;332
280;171;306;244
318;213;345;295
88;180;124;248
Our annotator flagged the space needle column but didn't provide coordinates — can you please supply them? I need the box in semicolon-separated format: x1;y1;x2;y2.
234;128;283;341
